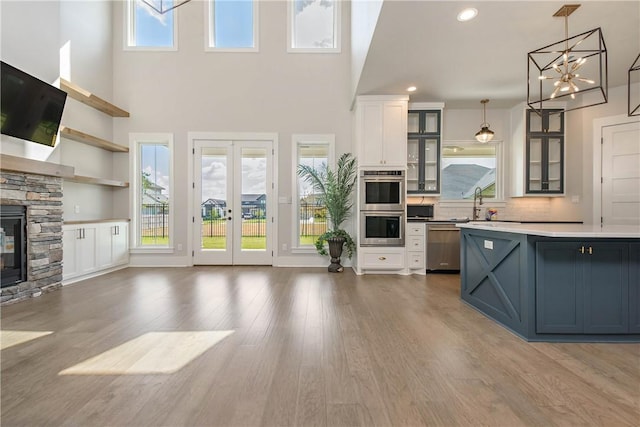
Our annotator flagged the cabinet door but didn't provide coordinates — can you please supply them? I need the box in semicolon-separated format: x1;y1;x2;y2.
358;103;384;166
77;227;97;275
536;242;584;334
112;223;129;266
382;101;408;166
96;225;113;269
583;242;629;334
62;228;79;279
630;243;640;333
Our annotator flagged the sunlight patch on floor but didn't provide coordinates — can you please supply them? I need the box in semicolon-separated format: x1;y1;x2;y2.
58;331;234;375
0;330;54;350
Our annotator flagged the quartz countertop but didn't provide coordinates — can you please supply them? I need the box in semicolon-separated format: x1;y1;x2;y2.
457;221;640;238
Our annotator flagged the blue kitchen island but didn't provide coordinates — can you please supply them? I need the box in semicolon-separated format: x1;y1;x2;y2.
457;222;640;342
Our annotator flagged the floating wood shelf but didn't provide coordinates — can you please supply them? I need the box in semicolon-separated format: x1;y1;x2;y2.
0;154;75;178
60;126;129;153
66;175;129;188
60;79;130;118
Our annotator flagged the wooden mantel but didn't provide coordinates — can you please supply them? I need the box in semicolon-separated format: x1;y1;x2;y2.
0;154;75;178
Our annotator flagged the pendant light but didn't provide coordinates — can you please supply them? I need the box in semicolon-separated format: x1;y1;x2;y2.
475;99;494;143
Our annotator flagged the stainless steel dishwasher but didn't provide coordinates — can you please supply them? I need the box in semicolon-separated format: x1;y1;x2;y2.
426;224;460;271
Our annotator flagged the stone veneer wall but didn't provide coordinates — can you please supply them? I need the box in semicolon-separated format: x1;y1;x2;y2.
0;171;64;304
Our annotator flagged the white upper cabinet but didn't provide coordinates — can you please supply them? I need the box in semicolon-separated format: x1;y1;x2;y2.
355;95;409;167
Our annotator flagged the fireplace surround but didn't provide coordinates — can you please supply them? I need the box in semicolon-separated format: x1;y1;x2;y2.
0;171;64;303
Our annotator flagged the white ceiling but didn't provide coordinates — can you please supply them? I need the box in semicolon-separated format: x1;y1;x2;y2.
356;1;640;108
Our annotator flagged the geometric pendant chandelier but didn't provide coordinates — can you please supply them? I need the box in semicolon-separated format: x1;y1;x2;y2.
140;0;191;15
527;4;608;114
629;53;640;116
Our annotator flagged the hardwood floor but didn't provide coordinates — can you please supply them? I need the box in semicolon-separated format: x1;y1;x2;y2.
1;267;638;426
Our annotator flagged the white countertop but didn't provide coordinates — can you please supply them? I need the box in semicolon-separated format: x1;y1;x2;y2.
456;222;640;238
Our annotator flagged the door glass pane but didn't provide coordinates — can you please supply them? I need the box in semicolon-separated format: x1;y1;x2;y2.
547;111;563;133
548;137;562;190
407;112;420;133
407;138;419;191
140;143;170;246
529;138;542;191
201;147;227;250
423;112;439;133
528;110;542;132
241;147;267;250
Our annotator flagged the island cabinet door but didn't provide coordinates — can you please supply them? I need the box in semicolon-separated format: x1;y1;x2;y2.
628;244;640;333
583;242;629;334
536;242;584;334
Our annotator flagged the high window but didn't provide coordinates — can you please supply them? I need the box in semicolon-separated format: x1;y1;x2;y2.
126;0;176;50
288;0;340;52
131;134;174;250
440;142;502;200
207;0;258;51
293;135;334;250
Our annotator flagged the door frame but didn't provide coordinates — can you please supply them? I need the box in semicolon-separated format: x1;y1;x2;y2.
187;132;279;266
592;115;640;224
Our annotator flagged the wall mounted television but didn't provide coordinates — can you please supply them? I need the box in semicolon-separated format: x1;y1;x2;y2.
1;61;67;147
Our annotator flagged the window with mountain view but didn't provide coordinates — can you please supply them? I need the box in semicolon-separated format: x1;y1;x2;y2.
441;143;499;200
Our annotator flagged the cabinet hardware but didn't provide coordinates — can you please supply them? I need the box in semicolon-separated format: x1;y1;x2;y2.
579;246;585;254
588;246;593;255
378;256;386;260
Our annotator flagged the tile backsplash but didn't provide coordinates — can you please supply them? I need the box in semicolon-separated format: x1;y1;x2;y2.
408;197;557;221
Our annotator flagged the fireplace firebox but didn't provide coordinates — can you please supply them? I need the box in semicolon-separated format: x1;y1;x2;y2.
1;206;27;288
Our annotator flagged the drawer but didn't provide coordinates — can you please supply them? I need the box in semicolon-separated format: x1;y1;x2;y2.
408;252;425;269
407;236;424;251
407;223;426;236
360;248;405;270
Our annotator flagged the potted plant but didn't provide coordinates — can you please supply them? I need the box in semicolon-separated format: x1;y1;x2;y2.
297;153;357;272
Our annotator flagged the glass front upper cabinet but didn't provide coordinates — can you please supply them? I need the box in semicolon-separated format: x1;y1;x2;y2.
525;109;564;194
407;110;441;194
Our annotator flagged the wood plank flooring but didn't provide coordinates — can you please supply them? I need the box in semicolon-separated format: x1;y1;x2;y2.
1;267;639;426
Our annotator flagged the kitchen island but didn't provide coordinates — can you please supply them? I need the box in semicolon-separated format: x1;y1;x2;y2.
457;222;640;342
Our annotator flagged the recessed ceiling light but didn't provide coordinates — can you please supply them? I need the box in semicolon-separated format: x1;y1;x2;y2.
407;86;417;92
457;8;478;22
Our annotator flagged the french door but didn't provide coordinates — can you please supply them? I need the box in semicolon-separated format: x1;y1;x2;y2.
193;139;273;265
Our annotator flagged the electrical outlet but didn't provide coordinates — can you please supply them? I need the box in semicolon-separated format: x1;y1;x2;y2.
74;205;80;213
282;243;288;251
177;244;183;251
484;240;494;250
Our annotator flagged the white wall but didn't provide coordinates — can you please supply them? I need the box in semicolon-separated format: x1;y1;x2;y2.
112;0;353;265
350;0;383;103
1;1;117;222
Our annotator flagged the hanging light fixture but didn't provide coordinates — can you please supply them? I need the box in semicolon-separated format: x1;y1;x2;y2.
141;0;191;15
475;99;494;143
527;4;608;114
629;53;640;116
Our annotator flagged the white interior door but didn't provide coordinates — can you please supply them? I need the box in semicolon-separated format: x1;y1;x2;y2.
602;121;640;226
193;139;273;265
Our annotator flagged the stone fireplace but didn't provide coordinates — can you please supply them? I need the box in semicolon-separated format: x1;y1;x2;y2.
0;171;64;304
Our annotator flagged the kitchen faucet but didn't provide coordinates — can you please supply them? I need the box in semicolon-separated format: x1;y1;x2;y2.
472;186;483;220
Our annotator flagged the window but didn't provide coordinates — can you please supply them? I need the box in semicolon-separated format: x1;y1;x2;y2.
131;134;174;250
126;0;176;50
207;0;258;51
440;142;502;200
288;0;340;52
293;135;334;249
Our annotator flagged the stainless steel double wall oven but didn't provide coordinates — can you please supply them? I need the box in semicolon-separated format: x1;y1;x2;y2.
359;170;405;246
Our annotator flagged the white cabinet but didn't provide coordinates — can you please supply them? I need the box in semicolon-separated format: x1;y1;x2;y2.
63;225;97;280
406;223;426;274
97;222;129;269
63;221;129;283
355;95;409;167
359;247;406;270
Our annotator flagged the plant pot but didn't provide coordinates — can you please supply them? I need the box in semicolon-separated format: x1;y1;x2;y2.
327;236;345;273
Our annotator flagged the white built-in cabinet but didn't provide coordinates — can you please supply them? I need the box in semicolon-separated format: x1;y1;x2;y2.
355;95;409;167
406;222;426;274
63;221;129;283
